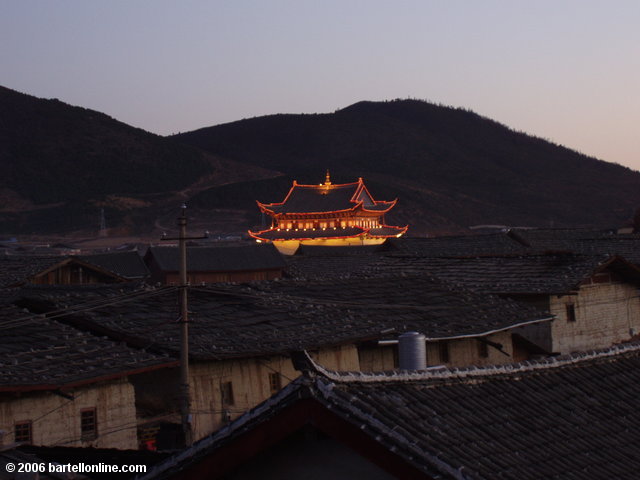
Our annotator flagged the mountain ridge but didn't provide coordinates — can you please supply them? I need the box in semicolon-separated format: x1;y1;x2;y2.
0;86;277;235
174;99;640;234
2;87;638;237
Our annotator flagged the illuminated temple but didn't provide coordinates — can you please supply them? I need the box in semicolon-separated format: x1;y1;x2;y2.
249;172;408;254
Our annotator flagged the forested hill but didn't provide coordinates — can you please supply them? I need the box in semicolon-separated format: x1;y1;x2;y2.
174;100;640;234
2;87;639;236
0;86;274;235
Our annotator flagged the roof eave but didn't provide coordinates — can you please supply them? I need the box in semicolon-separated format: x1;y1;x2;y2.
0;360;178;393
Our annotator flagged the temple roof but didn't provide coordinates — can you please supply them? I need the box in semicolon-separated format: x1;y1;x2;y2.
250;226;367;241
249;225;407;242
257;177;397;216
367;226;408;237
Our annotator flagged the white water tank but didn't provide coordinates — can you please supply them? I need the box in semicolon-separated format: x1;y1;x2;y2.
398;331;427;371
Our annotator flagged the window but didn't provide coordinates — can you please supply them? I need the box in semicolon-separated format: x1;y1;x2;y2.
268;372;282;394
478;340;489;358
15;421;32;444
81;408;98;440
220;381;235;406
438;341;450;363
566;304;576;323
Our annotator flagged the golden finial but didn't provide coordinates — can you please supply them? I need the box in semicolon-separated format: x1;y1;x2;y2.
325;169;332;186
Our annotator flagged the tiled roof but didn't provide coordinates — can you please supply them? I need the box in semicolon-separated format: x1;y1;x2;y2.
369;253;640;295
362;200;395;211
0;255;61;287
511;228;616;250
14;276;550;361
0;299;173;390
285;252;386;280
568;235;640;265
0;252;149;287
76;251;149;279
243;276;550;341
141;343;640;480
145;244;286;272
367;225;407;237
387;232;531;257
250;226;366;241
250;225;406;241
510;228;640;265
260;183;361;214
294;243;391;256
282;234;532;281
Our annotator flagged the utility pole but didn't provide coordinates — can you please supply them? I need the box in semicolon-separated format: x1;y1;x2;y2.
161;204;207;447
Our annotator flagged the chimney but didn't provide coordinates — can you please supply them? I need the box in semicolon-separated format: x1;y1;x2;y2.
398;332;426;371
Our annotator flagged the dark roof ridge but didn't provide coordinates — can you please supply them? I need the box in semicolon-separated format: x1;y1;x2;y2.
310;375;470;480
302;342;640;384
139;361;466;480
17;281;152;293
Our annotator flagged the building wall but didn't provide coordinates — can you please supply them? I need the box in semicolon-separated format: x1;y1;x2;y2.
32;264;120;285
358;345;398;372
189;345;359;441
550;279;640;354
0;378;137;449
311;345;360;372
425;332;514;368
358;333;515;371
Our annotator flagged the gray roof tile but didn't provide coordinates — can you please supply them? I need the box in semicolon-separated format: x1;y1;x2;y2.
145;244;285;272
0;299;172;389
142;344;640;480
261;183;361;214
15;276;550;361
368;253;640;295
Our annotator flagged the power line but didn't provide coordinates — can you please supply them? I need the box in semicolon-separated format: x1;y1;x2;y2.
0;285;178;330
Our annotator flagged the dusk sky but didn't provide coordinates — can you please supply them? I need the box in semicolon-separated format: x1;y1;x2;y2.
2;0;639;171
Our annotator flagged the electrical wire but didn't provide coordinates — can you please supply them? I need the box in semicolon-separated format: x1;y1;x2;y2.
0;285;178;330
192;284;640;314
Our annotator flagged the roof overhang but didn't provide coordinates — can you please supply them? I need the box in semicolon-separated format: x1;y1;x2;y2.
0;360;178;393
